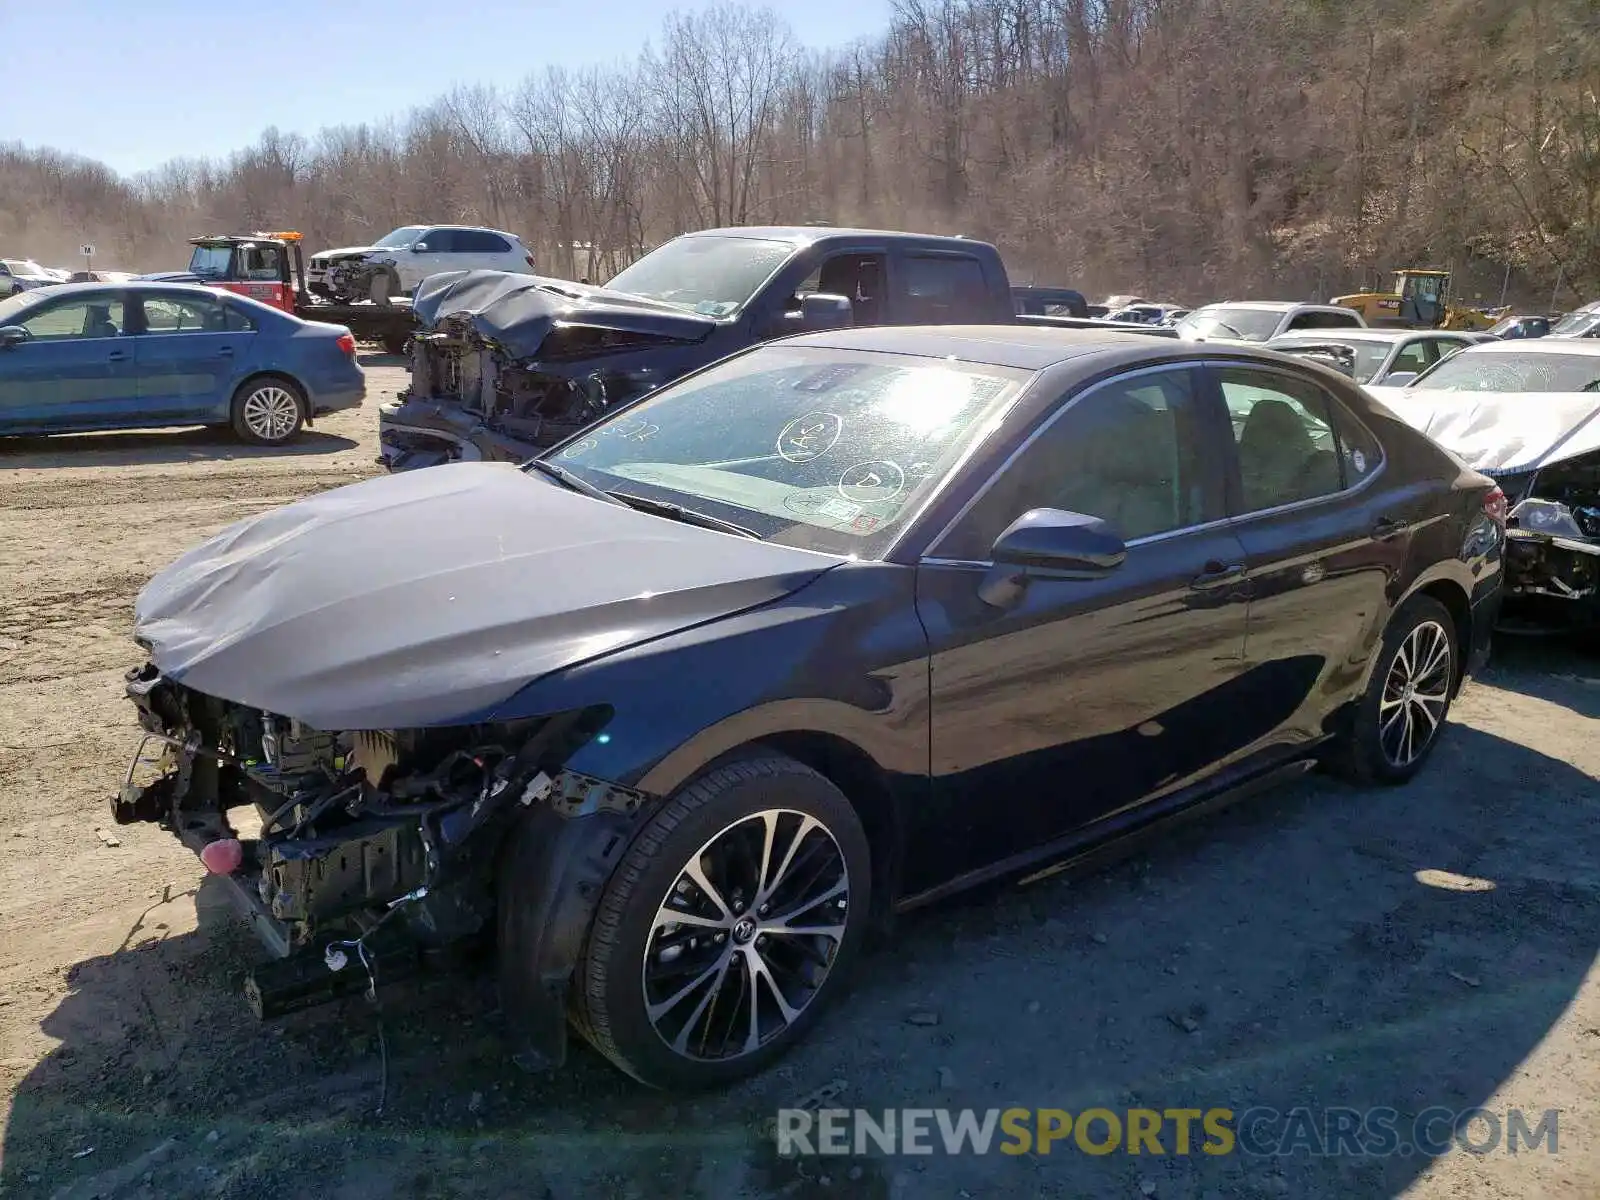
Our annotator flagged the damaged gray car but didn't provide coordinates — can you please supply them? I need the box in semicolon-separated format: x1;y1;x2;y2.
1368;340;1600;632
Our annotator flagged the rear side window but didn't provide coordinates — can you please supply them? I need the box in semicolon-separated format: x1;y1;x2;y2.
455;230;511;253
899;255;989;321
1289;310;1362;331
1217;368;1343;512
1328;398;1383;483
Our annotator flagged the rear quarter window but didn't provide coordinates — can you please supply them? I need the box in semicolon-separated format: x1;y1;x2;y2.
1329;396;1384;483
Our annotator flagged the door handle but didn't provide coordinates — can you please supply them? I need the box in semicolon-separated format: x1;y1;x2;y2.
107;349;129;362
1191;561;1245;590
216;346;234;357
1370;516;1405;541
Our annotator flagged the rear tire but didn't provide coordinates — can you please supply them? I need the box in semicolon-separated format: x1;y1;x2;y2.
567;755;871;1089
230;376;306;446
1326;594;1457;785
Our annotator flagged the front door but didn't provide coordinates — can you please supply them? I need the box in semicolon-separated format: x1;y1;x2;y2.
129;292;252;421
908;364;1251;895
0;291;137;431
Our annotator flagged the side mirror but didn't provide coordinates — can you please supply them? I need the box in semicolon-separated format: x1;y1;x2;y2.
0;326;29;349
992;508;1126;576
799;293;853;330
411;243;429;253
1381;371;1418;387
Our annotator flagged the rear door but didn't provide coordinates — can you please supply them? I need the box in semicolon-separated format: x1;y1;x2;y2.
129;291;255;421
1207;362;1403;751
0;290;137;431
911;364;1250;892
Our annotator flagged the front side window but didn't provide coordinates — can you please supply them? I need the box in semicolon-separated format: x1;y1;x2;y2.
548;345;1029;558
417;229;453;252
141;295;229;333
20;296;124;340
1389;339;1435;375
1218;368;1344;513
936;368;1217;560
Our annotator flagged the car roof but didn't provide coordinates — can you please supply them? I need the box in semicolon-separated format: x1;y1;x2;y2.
1461;338;1600;356
1197;301;1352;313
784;324;1187;369
4;280;272;304
1268;330;1455;344
686;226;985;249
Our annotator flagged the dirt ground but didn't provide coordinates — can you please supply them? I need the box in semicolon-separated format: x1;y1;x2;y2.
2;357;1599;1199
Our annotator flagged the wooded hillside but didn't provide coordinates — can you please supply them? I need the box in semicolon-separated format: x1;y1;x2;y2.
3;0;1597;306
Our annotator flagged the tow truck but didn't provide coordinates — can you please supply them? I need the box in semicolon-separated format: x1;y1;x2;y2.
144;231;417;355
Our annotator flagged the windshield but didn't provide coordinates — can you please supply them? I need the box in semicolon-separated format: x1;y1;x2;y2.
186;245;235;280
1410;350;1600;393
1487;316;1531;337
543;345;1029;557
1174;306;1284;341
1268;337;1390;381
604;235;795;317
375;225;428;248
1550;305;1600;336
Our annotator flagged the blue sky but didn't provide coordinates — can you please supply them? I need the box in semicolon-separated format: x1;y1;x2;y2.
0;0;891;177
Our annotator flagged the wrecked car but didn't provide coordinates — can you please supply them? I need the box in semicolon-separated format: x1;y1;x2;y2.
1368;339;1600;632
307;225;537;306
114;326;1501;1089
377;225;1019;471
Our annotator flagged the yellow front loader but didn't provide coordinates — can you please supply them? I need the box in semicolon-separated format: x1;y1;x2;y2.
1332;269;1507;331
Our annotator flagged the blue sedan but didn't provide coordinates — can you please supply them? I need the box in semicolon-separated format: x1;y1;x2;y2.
0;282;365;445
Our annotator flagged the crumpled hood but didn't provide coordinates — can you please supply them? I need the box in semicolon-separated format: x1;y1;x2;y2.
412;270;717;359
1366;386;1600;473
133;462;838;730
311;245;391;262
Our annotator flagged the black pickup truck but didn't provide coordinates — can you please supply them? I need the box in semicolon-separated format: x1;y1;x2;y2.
378;227;1160;471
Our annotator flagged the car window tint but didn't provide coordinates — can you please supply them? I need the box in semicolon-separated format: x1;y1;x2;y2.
1218;368;1344;513
937;368;1215;559
456;230;510;253
899;255;988;321
424;230;457;253
20;297;124;340
142;295;230;334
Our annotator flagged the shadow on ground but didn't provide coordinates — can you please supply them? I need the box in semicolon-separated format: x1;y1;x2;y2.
357;352;407;369
0;427;360;471
1479;634;1600;718
3;724;1594;1199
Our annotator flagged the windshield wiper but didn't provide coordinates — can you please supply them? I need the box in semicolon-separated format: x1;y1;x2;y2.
608;491;761;539
525;458;627;506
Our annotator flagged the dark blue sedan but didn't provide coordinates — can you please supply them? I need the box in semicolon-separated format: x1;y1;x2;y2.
0;282;365;445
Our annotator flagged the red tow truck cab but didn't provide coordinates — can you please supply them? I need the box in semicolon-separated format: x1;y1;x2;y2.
184;231;305;313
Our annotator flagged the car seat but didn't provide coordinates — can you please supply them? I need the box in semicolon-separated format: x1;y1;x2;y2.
1053;396;1178;540
85;307;118;339
1237;398;1338;509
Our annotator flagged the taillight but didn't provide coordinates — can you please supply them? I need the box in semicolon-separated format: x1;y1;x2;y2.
525;254;536;269
336;332;356;357
1483;485;1507;525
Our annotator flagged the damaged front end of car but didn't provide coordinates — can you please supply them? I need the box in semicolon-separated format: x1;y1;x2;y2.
110;667;646;1061
379;271;713;471
1498;453;1600;632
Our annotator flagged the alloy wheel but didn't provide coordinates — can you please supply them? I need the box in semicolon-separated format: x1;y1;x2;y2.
642;809;849;1062
241;386;300;442
1379;619;1452;768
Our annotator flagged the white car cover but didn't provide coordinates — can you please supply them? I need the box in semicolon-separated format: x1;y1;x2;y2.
1365;386;1600;474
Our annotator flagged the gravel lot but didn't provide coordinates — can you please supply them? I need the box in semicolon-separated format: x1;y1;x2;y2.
2;358;1598;1199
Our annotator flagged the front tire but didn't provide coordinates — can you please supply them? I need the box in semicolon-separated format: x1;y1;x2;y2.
369;270;395;306
1327;594;1458;785
230;377;306;446
569;755;871;1089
